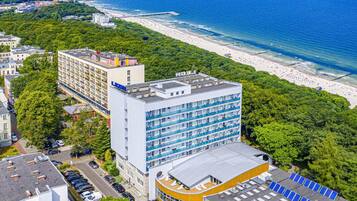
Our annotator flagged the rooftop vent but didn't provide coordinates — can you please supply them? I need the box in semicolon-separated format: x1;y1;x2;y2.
136;95;142;99
8;160;13;165
37;175;47;181
6;165;15;171
143;93;149;98
25;190;32;197
27;160;36;165
10;174;20;181
32;170;40;175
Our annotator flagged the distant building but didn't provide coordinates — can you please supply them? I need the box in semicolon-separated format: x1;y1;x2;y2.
0;52;11;61
4;74;20;106
109;72;242;199
0;153;68;201
0;59;17;76
63;103;94;121
92;13;116;28
0;32;20;48
0;102;11;147
58;49;145;117
10;45;46;63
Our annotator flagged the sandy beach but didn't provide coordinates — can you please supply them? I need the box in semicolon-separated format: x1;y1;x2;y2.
94;5;357;108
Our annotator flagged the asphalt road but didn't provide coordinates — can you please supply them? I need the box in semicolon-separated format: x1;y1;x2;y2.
75;162;122;198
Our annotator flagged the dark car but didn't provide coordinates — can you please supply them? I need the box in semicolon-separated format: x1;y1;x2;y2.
104;175;115;184
51;160;63;166
64;172;79;178
88;161;99;169
112;183;125;193
122;192;135;201
64;170;79;177
74;182;91;189
47;149;61;155
71;178;88;185
67;174;82;182
76;185;94;194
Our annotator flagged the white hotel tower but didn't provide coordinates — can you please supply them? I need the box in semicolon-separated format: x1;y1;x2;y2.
109;72;242;200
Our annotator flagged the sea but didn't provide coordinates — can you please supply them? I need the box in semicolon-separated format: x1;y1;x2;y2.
92;0;357;86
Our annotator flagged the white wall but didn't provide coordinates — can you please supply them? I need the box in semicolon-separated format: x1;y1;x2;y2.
110;86;127;157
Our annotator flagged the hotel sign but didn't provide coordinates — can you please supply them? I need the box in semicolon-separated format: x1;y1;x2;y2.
111;81;127;92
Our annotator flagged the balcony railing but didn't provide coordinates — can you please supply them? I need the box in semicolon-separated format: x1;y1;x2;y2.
146;97;241;120
146;105;240;131
146;123;240;151
146;114;240;141
146;132;239;161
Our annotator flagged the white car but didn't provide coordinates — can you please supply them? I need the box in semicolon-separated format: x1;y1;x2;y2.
80;191;93;199
11;132;18;142
84;192;102;201
56;140;65;147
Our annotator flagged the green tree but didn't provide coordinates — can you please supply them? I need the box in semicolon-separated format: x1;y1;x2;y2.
15;90;61;149
253;122;303;168
308;133;357;199
93;121;111;160
104;149;112;162
19;54;54;74
100;197;128;201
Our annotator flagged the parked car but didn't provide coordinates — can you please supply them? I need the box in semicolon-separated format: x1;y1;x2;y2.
88;161;99;169
74;182;91;189
46;149;61;155
80;191;94;199
49;138;59;148
56;140;65;147
64;170;79;177
71;178;88;185
112;183;125;193
11;132;18;142
77;185;94;194
67;174;82;182
122;192;135;201
84;192;102;201
104;175;115;184
51;160;63;166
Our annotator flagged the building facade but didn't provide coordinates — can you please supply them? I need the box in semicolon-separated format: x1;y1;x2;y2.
0;32;20;48
92;13;116;28
0;60;16;76
109;72;242;199
10;45;45;63
58;49;145;117
0;102;11;147
4;74;20;107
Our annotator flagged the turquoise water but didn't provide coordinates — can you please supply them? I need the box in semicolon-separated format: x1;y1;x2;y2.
94;0;357;83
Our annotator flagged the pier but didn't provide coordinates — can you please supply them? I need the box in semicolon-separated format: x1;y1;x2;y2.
112;11;179;19
331;73;352;81
252;51;267;55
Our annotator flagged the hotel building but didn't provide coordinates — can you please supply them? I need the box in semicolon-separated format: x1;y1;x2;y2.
58;49;145;117
109;72;242;200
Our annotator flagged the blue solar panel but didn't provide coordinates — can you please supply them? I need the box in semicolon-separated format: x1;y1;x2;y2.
313;183;320;192
301;197;308;201
320;187;327;195
304;179;311;187
298;176;305;184
278;186;285;194
269;181;276;189
308;181;316;190
293;175;301;182
292;194;301;201
289;173;296;180
325;189;332;197
330;191;338;200
273;184;281;192
288;192;296;200
284;189;291;198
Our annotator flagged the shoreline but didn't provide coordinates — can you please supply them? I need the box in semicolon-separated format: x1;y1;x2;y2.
88;2;357;108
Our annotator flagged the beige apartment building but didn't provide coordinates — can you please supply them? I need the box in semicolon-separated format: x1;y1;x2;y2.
0;32;20;48
58;49;145;117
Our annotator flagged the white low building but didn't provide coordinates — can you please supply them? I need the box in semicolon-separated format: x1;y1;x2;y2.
92;13;116;28
0;102;11;147
0;32;20;48
0;59;17;76
0;153;68;201
10;45;46;63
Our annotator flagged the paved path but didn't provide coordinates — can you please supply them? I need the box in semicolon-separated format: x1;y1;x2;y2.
75;162;122;198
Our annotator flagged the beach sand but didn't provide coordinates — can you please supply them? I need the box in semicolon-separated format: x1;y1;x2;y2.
95;5;357;108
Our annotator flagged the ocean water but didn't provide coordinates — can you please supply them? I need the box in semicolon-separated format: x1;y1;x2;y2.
94;0;357;84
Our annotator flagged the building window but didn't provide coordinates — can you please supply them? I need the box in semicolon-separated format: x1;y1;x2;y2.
4;123;7;130
3;115;6;120
4;133;8;139
137;177;144;186
127;70;130;75
170;92;174;96
176;91;179;95
181;91;184;94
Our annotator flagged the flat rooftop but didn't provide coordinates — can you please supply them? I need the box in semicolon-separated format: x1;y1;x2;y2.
169;143;267;188
0;153;67;201
11;45;44;54
59;48;139;69
117;73;241;103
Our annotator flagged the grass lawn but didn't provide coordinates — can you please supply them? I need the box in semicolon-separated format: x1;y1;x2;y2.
0;145;20;160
